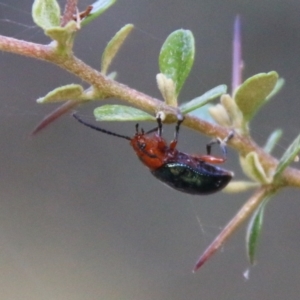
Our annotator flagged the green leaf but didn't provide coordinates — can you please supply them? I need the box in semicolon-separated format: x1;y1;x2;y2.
263;129;283;153
32;0;61;30
274;134;300;180
156;73;177;106
189;104;216;124
208;104;231;127
94;105;155;121
223;181;259;193
159;29;195;96
101;24;134;74
266;78;285;101
235;71;278;122
45;20;77;46
37;84;84;103
220;94;243;129
179;85;227;114
246;198;268;264
81;0;117;27
240;152;272;184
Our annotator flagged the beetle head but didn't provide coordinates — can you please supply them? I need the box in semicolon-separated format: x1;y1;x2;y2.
130;130;167;170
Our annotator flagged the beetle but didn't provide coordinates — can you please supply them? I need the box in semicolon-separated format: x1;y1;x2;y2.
73;113;234;195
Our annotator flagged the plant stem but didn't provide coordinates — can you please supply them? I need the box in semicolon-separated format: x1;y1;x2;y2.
61;0;78;26
193;186;272;272
0;35;300;187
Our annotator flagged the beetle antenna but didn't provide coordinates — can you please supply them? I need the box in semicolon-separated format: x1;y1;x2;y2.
73;113;131;141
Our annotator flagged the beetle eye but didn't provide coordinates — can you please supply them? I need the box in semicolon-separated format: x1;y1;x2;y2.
138;142;146;150
137;141;146;151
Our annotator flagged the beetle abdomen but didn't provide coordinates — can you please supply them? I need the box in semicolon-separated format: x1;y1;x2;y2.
151;162;233;195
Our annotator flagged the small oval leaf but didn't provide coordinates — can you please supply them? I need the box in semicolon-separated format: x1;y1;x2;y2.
101;24;134;74
240;152;272;184
159;29;195;96
223;181;259;193
220;94;243;128
156;73;177;106
94;105;155;121
189;105;216;124
81;0;117;27
263;129;283;154
266;77;285;101
208;104;231;127
246;194;273;264
32;0;61;30
37;84;84;103
235;71;278;122
246;200;266;264
179;85;227;114
274;134;300;180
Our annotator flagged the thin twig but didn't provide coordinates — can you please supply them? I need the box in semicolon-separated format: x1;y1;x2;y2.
61;0;78;26
31;100;79;135
193;186;273;272
232;15;243;93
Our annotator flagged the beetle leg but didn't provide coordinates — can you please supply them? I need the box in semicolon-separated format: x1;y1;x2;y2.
156;114;163;137
170;119;184;150
194;154;225;164
206;131;234;159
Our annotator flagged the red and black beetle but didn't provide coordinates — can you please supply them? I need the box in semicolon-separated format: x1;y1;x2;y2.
73;113;234;195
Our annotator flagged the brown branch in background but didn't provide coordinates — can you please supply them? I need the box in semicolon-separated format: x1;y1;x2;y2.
31;101;79;135
61;0;78;26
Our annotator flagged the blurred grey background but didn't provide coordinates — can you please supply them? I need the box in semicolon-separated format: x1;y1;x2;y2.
0;0;300;299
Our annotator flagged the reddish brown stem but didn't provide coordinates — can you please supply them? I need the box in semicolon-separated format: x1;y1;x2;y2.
61;0;78;26
193;187;271;272
31;100;79;135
